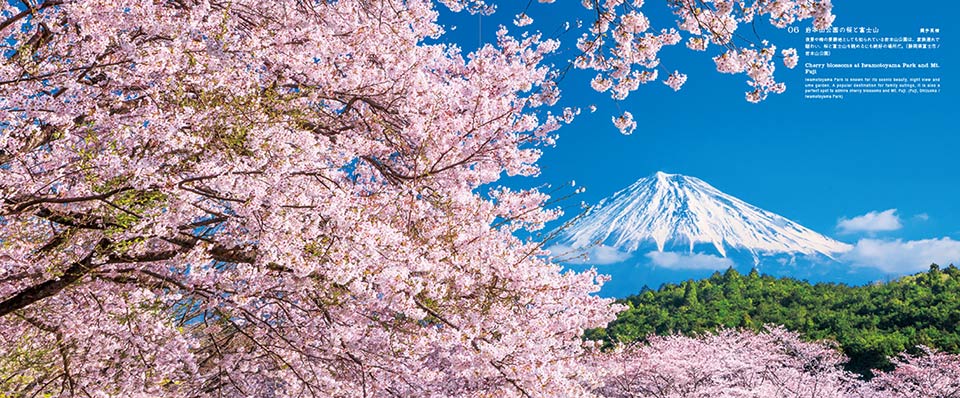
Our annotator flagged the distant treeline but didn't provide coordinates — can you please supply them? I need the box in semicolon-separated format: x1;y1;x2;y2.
586;264;960;376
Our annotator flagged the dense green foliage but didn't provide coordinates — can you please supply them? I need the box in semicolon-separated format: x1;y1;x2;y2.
587;264;960;376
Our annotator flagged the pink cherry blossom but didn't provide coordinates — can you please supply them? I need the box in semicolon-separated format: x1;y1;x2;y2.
664;71;688;91
0;0;839;396
856;346;960;397
715;45;787;103
612;111;638;135
570;0;834;128
0;1;620;395
783;48;800;69
513;12;533;27
595;326;859;397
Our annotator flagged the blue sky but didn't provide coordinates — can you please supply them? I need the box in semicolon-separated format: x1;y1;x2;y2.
439;1;957;290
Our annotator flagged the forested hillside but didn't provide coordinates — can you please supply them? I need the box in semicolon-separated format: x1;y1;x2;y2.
587;264;960;376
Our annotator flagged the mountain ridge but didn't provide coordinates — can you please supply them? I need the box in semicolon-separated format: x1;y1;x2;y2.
553;172;852;263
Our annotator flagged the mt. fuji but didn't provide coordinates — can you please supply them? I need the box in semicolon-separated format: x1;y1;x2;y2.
552;172;852;265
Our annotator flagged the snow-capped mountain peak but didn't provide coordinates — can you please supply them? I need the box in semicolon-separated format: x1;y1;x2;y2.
554;172;852;261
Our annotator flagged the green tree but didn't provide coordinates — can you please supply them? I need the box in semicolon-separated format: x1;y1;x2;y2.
593;265;960;377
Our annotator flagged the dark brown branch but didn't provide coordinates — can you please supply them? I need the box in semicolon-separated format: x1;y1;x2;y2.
0;236;258;317
208;244;258;264
2;186;133;216
0;238;109;317
158;234;258;264
413;296;460;331
106;249;181;263
0;123;62;166
35;206;120;229
0;59;133;87
178;216;229;230
491;360;534;398
0;0;62;33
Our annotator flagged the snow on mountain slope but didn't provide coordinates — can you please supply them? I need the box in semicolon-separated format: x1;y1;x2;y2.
554;172;852;262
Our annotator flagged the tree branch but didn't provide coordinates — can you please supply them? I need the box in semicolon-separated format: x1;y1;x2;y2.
0;236;258;317
0;238;109;317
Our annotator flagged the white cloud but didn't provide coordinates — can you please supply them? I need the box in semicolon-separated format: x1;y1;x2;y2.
645;251;733;270
590;246;633;264
914;213;930;221
837;209;902;234
546;245;632;265
842;238;960;274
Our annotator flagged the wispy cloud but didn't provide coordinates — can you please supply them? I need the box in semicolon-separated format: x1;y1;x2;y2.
645;251;733;270
546;245;632;265
842;238;960;274
837;209;902;234
590;246;633;264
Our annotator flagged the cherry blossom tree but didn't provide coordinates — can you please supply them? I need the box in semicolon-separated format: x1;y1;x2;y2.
595;331;960;398
570;0;836;121
595;326;859;398
856;347;960;398
0;0;834;396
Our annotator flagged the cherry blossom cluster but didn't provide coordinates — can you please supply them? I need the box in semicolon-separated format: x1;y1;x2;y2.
782;48;800;68
663;71;688;91
612;111;638;135
855;346;960;398
0;0;852;396
0;0;616;395
713;43;787;102
594;327;960;398
565;0;834;113
672;0;833;101
595;326;858;397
